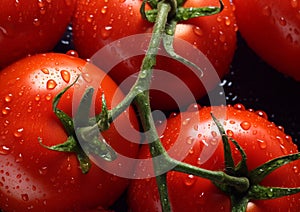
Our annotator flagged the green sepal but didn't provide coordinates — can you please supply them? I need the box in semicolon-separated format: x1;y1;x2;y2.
248;184;300;200
249;152;300;184
229;137;248;176
230;195;249;212
38;136;91;174
95;92;110;131
74;87;94;128
211;113;235;175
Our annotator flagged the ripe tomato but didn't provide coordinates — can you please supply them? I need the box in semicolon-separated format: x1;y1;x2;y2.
233;0;300;81
128;104;300;211
72;0;237;111
0;53;140;211
0;0;76;69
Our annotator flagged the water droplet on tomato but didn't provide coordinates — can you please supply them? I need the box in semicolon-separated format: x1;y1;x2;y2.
182;118;191;126
224;16;231;26
280;144;288;154
38;166;48;175
4;94;12;103
100;25;112;39
256;110;268;119
293;165;299;174
82;73;92;83
45;93;52;101
291;0;298;8
119;0;126;3
101;6;107;14
46;79;57;90
226;130;234;137
66;50;79;57
240;121;251;130
257;139;267;149
193;26;203;36
86;14;94;23
0;145;11;155
14;128;24;138
33;18;40;26
279;17;287;26
40;68;49;74
15;153;24;163
233;103;245;110
2;107;11;115
262;6;272;16
34;94;41;102
184;174;196;186
60;70;71;83
185;136;194;145
21;193;29;201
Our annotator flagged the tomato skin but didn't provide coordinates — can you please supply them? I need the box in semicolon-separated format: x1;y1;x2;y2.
233;0;300;80
72;0;237;111
0;0;76;69
128;105;300;211
0;53;140;211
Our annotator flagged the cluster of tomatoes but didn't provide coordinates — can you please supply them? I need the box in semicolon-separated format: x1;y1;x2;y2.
0;0;300;211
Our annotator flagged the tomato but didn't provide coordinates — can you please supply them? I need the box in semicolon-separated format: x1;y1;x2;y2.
0;52;140;211
0;0;76;69
127;104;300;211
72;0;237;111
233;0;300;81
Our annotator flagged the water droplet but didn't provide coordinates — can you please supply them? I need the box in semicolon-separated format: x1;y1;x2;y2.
100;25;112;39
45;93;52;101
182;118;191;126
41;68;49;74
33;18;40;26
15;153;24;163
39;166;48;175
193;26;203;36
279;17;287;26
4;94;12;103
293;165;299;174
280;144;288;154
35;94;41;101
257;139;267;149
60;70;70;83
224;16;231;26
226;130;234;137
256;110;268;119
46;79;57;90
66;50;79;57
2;107;11;115
262;6;272;16
219;31;226;42
240;121;251;130
291;0;298;8
0;145;11;155
14;128;24;138
86;14;94;23
101;6;108;14
234;103;245;110
185;136;194;145
184;174;196;186
21;193;29;201
82;73;92;83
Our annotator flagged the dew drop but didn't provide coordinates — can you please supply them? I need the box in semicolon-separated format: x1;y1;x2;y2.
219;31;226;42
82;73;92;83
293;165;299;174
291;0;298;8
33;18;40;26
0;145;11;155
193;26;203;36
240;121;251;130
15;153;24;163
21;193;29;201
40;68;49;74
262;6;272;16
60;70;71;83
257;139;267;149
279;17;287;26
119;0;126;2
2;107;11;115
39;166;48;175
256;110;268;119
184;174;196;186
4;94;12;103
101;6;108;14
34;94;41;102
280;144;288;154
224;16;231;26
45;93;52;101
86;14;94;23
182;118;191;126
46;79;57;90
100;25;112;39
14;128;24;138
66;50;79;57
185;136;194;145
226;129;234;137
234;103;245;110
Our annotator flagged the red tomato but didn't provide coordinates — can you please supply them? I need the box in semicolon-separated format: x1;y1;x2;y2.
128;104;300;211
0;53;140;211
72;0;237;110
0;0;76;69
233;0;300;80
